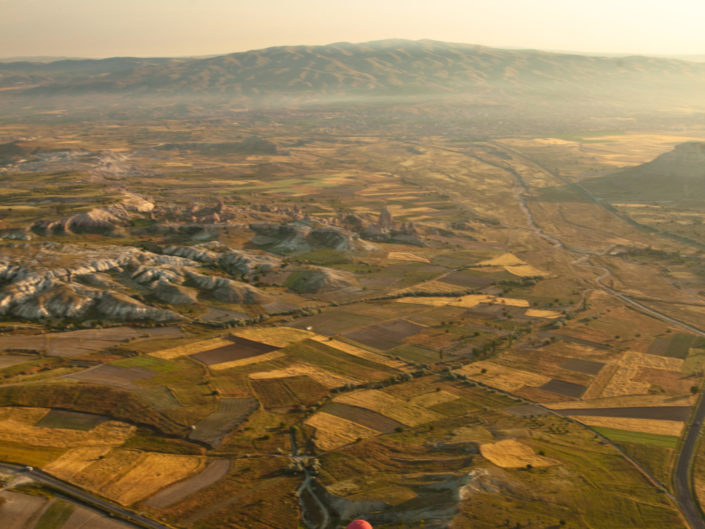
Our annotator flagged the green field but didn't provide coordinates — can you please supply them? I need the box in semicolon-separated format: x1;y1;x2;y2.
593;427;679;448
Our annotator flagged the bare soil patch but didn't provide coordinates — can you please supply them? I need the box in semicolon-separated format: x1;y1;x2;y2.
647;337;671;357
191;336;278;366
0;353;35;369
343;319;425;351
290;310;379;336
145;459;231;508
35;409;107;430
503;405;552;417
0;327;182;357
188;398;258;446
251;375;328;409
0;490;48;529
555;406;691;421
441;270;494;289
560;358;605;375
540;379;587;398
636;367;693;394
323;402;405;433
549;333;610;350
62;504;137;529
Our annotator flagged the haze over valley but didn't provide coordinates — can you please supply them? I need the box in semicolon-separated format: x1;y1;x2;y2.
2;20;705;529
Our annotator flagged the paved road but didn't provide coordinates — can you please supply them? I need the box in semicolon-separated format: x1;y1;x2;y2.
486;141;705;529
676;404;705;529
0;462;171;529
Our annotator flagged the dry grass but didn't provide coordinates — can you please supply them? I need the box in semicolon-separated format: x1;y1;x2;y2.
599;365;652;398
335;389;441;426
597;352;684;398
408;390;459;408
0;407;135;448
395;294;529;309
449;426;495;444
480;440;559;468
386;252;430;263
570;416;685;436
479;253;525;266
69;448;144;492
305;412;378;450
231;327;314;347
622;351;684;371
0;490;49;529
394;280;466;295
150;337;233;360
582;364;620;400
547;394;695;410
249;362;359;388
44;446;113;479
209;351;286;371
310;336;404;368
524;309;561;319
458;361;551;392
103;452;205;505
505;264;546;277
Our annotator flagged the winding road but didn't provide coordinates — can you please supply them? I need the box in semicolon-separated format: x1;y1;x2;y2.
498;144;705;529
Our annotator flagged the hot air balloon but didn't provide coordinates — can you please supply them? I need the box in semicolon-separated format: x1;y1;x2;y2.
346;520;373;529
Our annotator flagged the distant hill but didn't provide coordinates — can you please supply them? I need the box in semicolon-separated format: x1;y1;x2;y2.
581;142;705;202
1;39;705;110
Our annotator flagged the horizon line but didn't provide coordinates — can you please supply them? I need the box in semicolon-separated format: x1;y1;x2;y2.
1;38;705;64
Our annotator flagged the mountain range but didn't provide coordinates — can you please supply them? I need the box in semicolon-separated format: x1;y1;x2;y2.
1;40;705;110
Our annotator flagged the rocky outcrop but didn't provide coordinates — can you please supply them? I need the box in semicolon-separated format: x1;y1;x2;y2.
249;222;311;253
0;228;32;241
30;193;154;236
11;283;94;320
32;208;123;235
249;222;361;253
356;207;425;246
95;292;181;321
0;244;196;321
306;226;355;251
153;281;199;305
161;244;280;278
185;270;270;304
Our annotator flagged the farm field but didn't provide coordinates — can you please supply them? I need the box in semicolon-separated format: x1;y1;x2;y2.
1;88;705;529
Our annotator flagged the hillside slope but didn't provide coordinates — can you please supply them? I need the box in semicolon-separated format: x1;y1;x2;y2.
1;40;705;108
582;142;705;202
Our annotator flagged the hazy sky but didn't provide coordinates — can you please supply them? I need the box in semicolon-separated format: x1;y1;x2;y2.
2;0;704;58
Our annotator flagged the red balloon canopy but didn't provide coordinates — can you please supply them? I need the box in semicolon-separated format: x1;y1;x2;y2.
346;521;373;529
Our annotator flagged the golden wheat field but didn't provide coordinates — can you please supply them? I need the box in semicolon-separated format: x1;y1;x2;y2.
334;389;441;426
480;440;559;468
305;412;378;450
